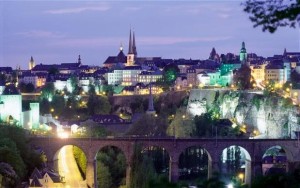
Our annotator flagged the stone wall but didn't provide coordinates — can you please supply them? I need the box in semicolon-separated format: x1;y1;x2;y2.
187;89;300;138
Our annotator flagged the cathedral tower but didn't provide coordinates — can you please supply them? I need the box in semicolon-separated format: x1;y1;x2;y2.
29;56;35;70
126;29;136;66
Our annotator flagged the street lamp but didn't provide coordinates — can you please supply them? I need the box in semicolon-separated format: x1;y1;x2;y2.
238;173;244;183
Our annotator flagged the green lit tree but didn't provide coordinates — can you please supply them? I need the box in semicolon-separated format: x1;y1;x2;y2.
40;83;55;101
243;0;300;33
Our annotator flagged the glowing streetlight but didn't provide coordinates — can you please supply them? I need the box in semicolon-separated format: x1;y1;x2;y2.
50;108;54;112
238;173;244;182
182;115;186;119
227;183;234;188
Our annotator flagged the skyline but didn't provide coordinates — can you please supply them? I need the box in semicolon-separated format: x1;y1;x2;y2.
1;1;300;69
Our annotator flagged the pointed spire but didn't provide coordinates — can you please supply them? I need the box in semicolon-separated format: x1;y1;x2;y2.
78;55;81;64
128;29;133;54
146;83;155;114
284;48;287;56
133;31;137;56
242;41;245;49
30;56;34;62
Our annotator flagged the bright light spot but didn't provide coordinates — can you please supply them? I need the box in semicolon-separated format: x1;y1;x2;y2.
58;132;69;139
232;123;237;128
238;173;244;181
227;183;234;188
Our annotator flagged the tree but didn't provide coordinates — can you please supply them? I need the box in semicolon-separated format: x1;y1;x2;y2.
234;64;254;90
51;95;65;115
0;138;26;180
130;144;157;188
80;120;109;138
243;0;300;33
87;95;111;115
163;63;179;83
40;83;55;101
0;162;18;187
167;108;194;138
126;114;168;136
192;112;215;137
97;162;112;188
97;146;126;188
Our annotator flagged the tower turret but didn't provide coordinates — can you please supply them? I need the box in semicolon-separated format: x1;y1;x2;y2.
29;56;35;70
240;41;247;63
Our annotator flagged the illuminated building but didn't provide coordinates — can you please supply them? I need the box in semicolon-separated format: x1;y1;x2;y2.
0;84;22;125
0;84;40;128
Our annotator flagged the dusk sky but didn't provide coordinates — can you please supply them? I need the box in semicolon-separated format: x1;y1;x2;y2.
1;0;299;69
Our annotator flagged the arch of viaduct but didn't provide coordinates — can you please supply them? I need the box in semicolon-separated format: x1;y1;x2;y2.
30;137;300;188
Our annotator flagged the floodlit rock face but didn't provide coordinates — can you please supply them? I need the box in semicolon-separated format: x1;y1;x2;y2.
187;89;300;138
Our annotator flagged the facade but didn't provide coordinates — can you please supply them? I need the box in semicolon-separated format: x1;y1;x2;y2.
19;72;47;88
107;69;123;85
0;85;22;125
137;70;163;85
121;66;143;86
251;64;266;84
265;64;285;83
0;85;40;128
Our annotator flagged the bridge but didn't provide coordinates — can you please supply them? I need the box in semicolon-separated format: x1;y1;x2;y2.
29;137;300;188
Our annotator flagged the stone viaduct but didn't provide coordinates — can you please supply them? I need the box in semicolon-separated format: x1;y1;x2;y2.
30;137;300;188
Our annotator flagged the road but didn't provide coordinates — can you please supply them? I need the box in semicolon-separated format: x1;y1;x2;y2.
58;145;87;188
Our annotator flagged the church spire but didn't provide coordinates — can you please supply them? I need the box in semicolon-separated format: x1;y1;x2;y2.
128;29;133;54
133;31;137;56
146;83;156;115
78;55;81;64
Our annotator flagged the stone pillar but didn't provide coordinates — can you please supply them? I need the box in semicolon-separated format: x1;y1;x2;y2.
211;160;220;176
169;160;179;183
86;160;95;188
245;160;251;185
207;160;213;179
126;162;132;186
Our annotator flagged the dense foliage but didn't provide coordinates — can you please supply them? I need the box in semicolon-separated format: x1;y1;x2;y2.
96;146;126;188
0;124;43;187
127;114;168;136
243;0;300;33
73;146;87;179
